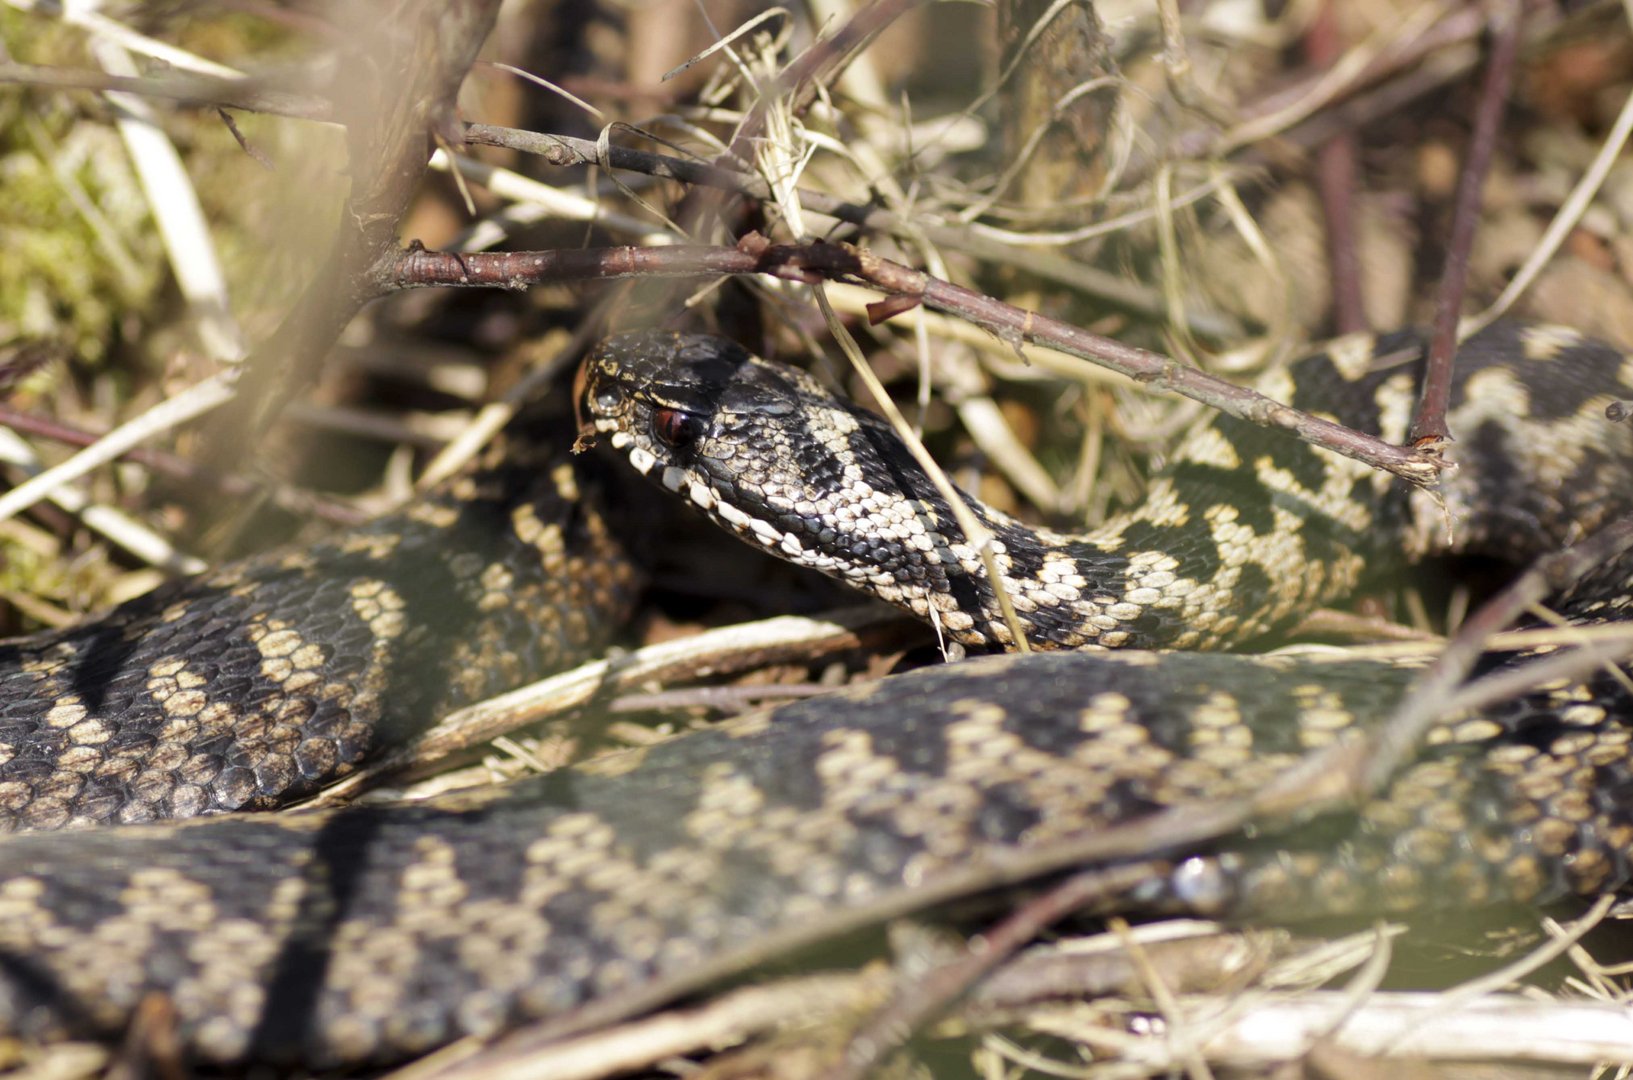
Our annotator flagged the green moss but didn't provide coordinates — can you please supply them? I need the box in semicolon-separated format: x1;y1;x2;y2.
0;36;163;364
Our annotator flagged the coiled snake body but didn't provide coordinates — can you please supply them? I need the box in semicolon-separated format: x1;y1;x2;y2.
2;322;1633;1065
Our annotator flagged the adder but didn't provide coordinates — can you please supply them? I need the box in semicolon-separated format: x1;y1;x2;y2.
0;320;1631;1066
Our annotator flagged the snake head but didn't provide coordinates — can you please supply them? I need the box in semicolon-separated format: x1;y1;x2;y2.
575;328;955;589
575;329;824;512
575;330;765;469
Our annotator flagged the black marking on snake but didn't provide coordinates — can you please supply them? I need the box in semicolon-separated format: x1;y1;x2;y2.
5;324;1633;1065
0;403;638;832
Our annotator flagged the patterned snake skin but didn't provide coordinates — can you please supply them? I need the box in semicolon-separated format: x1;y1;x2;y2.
2;322;1632;1066
0;402;640;831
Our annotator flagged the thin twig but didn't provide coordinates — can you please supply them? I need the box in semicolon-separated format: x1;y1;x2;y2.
0;60;334;120
1421;628;1633;727
0;404;366;525
832;863;1164;1080
1411;0;1522;446
432;149;674;242
1307;2;1366;334
0;427;205;574
296;608;910;806
0;371;240;526
463;123;1239;336
377;237;1445;484
1356;513;1633;797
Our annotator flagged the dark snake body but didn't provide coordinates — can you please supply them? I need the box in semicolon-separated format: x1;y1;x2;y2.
3;323;1633;1065
0;404;641;831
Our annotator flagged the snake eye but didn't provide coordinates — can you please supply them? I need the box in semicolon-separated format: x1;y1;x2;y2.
652;407;707;449
592;385;623;414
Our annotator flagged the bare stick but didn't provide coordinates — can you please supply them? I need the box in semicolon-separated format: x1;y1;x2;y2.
0;60;333;121
462;124;1238;335
1306;2;1366;334
377;237;1444;484
832;862;1162;1080
1411;0;1521;445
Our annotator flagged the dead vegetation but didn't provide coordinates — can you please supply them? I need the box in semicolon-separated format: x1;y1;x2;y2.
7;0;1633;1076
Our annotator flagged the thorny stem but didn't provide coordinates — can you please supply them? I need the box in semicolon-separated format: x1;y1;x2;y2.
1411;0;1523;446
379;236;1447;486
463;124;1240;336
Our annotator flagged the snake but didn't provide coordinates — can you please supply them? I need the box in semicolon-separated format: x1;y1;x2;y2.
0;399;641;833
1;320;1632;1067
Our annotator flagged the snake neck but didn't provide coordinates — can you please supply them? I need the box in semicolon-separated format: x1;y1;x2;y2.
582;323;1633;654
877;455;1389;652
577;330;1402;653
781;387;1403;652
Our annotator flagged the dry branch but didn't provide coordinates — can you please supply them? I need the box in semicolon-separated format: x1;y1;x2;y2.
200;0;503;462
377;236;1445;484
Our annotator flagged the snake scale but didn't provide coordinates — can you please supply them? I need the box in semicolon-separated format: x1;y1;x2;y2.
2;321;1632;1066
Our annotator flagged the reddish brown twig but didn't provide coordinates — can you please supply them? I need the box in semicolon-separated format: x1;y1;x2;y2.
1411;0;1522;446
216;108;275;169
1307;2;1366;334
378;236;1444;485
463;124;1240;336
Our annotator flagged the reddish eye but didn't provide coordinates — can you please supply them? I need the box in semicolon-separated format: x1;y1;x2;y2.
652;407;706;449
